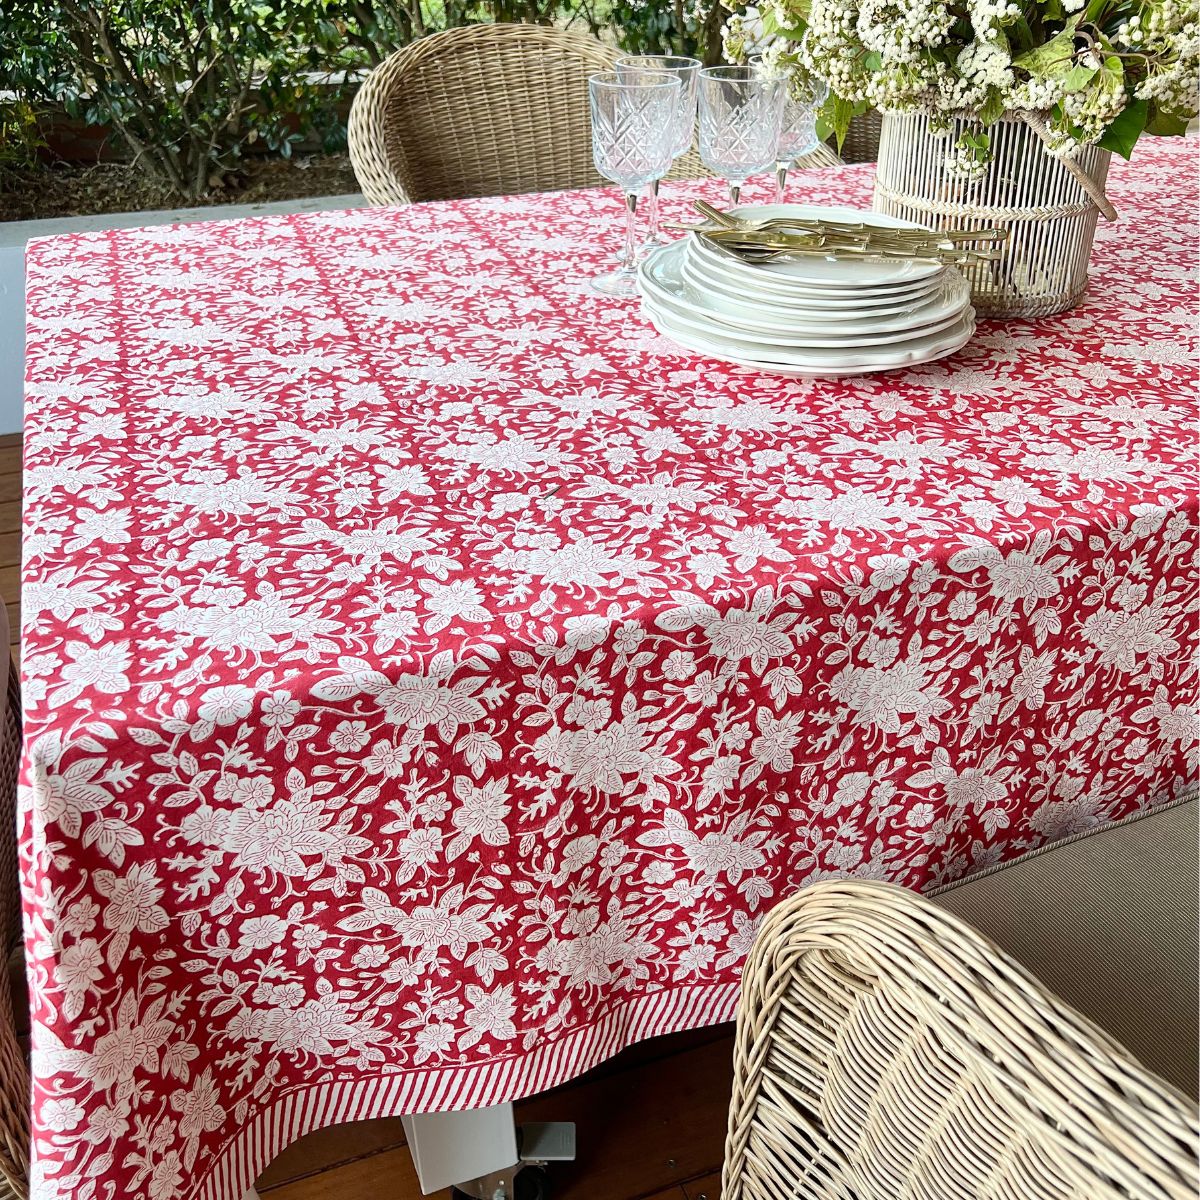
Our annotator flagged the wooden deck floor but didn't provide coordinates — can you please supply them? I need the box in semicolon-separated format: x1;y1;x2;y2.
256;1026;734;1199
2;430;736;1198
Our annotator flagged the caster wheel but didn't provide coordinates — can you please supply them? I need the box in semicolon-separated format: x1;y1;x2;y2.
515;1166;550;1200
451;1165;550;1200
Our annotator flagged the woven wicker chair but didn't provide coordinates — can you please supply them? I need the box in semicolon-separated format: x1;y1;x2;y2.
723;870;1200;1200
348;25;846;207
348;24;619;206
0;636;28;1198
838;108;883;164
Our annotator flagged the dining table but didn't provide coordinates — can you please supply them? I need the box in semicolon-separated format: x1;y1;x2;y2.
18;135;1198;1200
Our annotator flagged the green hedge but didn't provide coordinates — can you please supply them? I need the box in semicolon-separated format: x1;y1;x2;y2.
1;0;723;200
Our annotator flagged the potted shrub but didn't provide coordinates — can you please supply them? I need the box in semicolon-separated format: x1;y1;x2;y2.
726;0;1199;316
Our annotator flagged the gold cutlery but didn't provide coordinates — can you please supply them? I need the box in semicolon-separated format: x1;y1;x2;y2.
679;201;1009;267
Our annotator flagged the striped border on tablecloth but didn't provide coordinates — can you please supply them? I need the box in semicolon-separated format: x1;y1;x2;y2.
196;979;743;1200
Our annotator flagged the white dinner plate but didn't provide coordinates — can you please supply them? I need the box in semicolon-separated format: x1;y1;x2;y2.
642;270;968;350
680;251;944;314
686;203;944;293
641;298;976;377
687;234;940;299
691;273;970;337
641;243;972;343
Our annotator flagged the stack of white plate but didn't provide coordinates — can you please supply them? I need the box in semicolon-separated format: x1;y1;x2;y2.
637;204;976;378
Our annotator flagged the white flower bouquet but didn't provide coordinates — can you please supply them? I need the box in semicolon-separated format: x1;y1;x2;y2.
725;0;1199;172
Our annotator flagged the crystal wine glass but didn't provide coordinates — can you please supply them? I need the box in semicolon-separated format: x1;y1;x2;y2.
751;58;829;203
615;55;701;249
697;65;785;207
588;70;682;297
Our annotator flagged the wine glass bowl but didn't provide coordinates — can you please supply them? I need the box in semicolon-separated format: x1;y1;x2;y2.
615;55;701;159
614;55;700;250
778;70;828;166
588;70;682;296
757;61;830;202
697;65;785;206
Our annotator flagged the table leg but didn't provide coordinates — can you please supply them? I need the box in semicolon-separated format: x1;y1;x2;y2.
402;1102;520;1196
402;1107;577;1198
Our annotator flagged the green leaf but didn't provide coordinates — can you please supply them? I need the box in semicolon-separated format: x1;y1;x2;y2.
764;3;808;36
1098;97;1148;158
776;24;810;43
1062;63;1097;92
1007;15;1036;55
864;51;882;71
1013;14;1081;77
825;93;857;151
1146;108;1192;137
978;87;1006;124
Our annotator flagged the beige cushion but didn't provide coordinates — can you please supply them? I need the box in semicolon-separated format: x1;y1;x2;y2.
932;798;1199;1101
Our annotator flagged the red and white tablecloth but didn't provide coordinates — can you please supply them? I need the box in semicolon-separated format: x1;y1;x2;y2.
20;138;1198;1200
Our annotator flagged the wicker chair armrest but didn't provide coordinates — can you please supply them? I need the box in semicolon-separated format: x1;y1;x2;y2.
0;652;27;1200
724;879;1199;1200
348;49;417;207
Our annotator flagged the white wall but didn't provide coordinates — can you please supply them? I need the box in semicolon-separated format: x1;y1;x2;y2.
0;240;24;434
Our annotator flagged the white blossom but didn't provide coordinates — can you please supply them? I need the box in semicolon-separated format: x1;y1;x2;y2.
723;0;1200;161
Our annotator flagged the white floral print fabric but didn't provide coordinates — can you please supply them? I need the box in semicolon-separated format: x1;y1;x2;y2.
19;141;1198;1200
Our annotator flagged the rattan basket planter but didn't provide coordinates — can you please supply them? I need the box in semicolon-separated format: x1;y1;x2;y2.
874;110;1114;318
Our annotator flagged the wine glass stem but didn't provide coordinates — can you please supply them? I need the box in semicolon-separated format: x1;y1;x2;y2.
620;190;640;274
774;163;788;204
646;179;661;244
